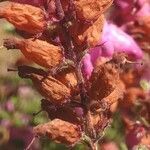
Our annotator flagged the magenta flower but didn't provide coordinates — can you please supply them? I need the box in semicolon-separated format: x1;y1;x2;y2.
82;22;143;79
103;23;143;59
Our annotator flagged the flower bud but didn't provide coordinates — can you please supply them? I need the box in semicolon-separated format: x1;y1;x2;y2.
0;2;46;34
4;38;63;69
33;119;81;145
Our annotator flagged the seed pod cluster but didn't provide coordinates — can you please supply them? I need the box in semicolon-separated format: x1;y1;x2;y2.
33;119;81;146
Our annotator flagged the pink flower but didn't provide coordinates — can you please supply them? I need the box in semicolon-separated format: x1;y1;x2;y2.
82;22;143;79
103;23;143;60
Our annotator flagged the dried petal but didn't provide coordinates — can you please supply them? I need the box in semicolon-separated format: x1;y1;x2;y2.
17;66;71;105
4;38;63;69
88;63;120;101
31;74;71;104
33;119;81;145
0;2;46;34
70;15;105;48
74;0;113;22
54;68;78;92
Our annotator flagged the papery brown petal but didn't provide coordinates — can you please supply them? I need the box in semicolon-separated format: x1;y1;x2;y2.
29;74;71;105
33;119;81;145
70;15;105;48
16;66;73;105
4;38;63;69
89;63;120;101
54;68;78;93
74;0;113;22
0;2;46;34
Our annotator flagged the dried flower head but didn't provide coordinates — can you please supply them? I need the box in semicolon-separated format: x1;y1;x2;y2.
33;119;81;145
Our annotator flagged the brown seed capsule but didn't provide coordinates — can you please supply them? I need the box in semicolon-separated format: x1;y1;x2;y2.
88;62;120;101
3;38;63;69
0;2;46;34
33;119;81;145
17;66;71;105
70;15;105;48
74;0;113;22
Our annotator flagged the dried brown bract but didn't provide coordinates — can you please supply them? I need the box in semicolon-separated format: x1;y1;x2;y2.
54;68;78;92
69;15;105;48
17;66;71;105
0;2;46;34
33;119;81;145
4;38;63;69
74;0;113;22
88;62;120;101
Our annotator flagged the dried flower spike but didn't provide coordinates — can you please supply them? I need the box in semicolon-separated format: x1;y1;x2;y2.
33;119;81;145
3;38;63;69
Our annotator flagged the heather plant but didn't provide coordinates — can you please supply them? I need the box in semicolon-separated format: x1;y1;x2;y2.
0;0;149;150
